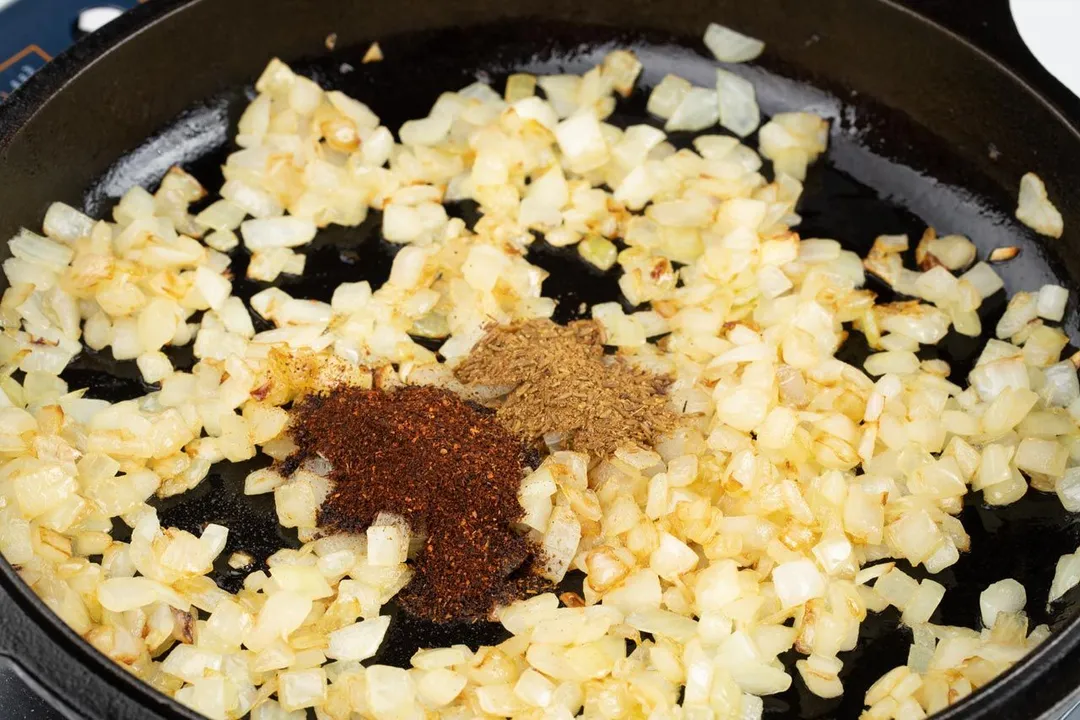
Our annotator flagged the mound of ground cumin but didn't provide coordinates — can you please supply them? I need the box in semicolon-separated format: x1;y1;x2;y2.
287;385;548;622
454;318;677;459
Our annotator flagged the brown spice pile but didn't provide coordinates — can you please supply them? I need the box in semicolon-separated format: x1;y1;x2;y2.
288;385;547;622
454;318;677;459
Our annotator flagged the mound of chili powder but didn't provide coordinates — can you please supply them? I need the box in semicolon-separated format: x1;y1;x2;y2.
287;385;548;622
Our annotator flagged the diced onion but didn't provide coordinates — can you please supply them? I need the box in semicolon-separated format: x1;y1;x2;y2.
665;88;720;132
772;559;825;608
980;579;1026;628
703;22;765;63
1016;172;1064;239
2;51;1075;720
715;69;760;137
326;616;391;661
1036;284;1068;321
1050;551;1080;604
647;75;692;120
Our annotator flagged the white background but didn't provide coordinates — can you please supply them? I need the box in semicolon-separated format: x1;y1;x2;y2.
1012;0;1080;98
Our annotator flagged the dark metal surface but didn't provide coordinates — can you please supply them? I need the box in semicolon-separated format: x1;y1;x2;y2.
1;1;1080;719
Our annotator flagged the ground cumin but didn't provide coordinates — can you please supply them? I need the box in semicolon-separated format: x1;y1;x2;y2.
287;385;548;622
454;319;677;459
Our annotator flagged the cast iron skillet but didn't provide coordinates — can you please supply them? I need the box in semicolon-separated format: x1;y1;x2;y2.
2;0;1080;718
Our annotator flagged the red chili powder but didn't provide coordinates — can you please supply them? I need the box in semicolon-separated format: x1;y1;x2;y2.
287;385;548;622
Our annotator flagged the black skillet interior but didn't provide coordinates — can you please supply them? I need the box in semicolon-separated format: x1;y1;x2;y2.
60;24;1080;716
3;1;1080;718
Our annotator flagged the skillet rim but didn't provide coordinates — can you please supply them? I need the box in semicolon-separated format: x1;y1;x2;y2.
0;1;1079;718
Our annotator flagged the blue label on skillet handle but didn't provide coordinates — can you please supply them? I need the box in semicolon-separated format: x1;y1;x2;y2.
0;0;142;101
0;45;50;100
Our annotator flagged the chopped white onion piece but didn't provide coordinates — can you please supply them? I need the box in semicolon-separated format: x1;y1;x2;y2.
665;88;719;132
703;22;765;63
980;579;1026;628
241;217;317;250
646;74;692;120
554;112;610;173
1050;551;1080;604
772;559;825;608
326;616;391;661
715;69;760;137
1036;284;1068;321
1016;172;1064;239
